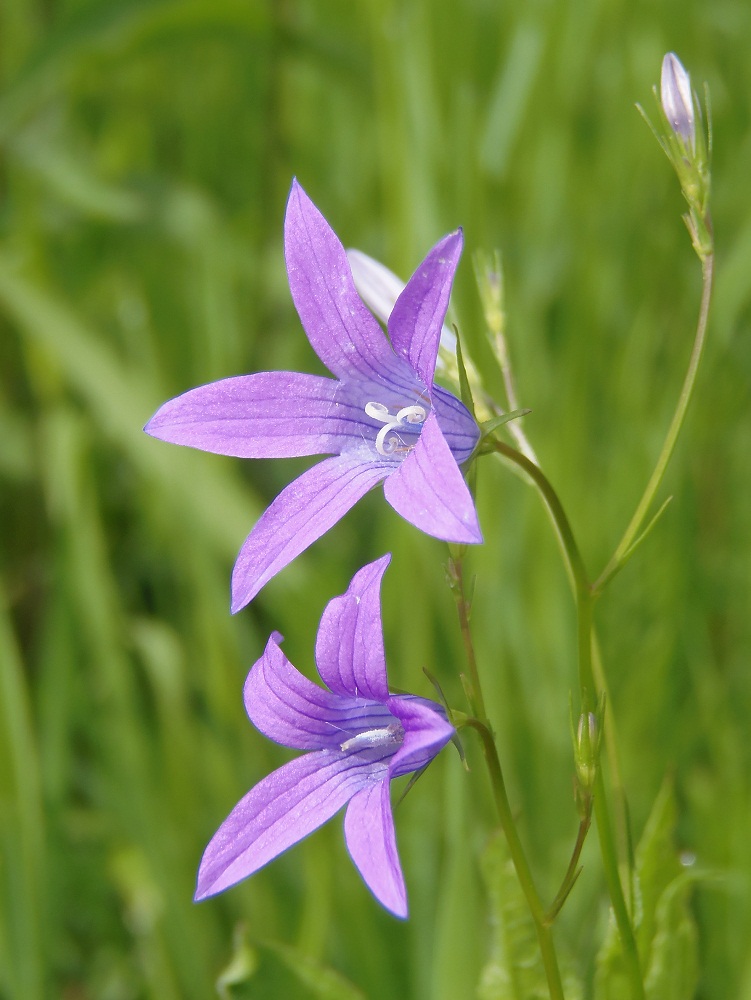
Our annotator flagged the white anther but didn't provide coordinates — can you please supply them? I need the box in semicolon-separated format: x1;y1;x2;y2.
375;423;401;456
396;404;427;425
340;723;404;753
364;401;392;424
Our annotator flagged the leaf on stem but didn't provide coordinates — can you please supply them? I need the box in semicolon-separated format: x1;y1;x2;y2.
593;780;700;1000
478;833;583;1000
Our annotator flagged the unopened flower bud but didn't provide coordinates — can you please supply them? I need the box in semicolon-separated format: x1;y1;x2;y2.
575;712;599;791
661;52;695;149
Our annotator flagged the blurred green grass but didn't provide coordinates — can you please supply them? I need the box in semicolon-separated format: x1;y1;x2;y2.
1;0;750;997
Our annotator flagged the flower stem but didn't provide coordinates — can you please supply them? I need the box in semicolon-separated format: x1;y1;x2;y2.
466;717;566;1000
594;250;714;593
490;441;588;598
449;553;565;999
486;442;646;998
447;553;487;721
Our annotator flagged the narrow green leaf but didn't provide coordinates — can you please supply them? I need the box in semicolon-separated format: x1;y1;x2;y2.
595;781;699;1000
263;940;366;1000
644;873;699;1000
0;600;46;1000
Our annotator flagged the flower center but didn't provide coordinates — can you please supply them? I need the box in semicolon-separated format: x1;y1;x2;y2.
364;401;428;456
340;721;405;753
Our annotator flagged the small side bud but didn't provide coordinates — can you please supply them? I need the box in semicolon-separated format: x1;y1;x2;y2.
661;52;695;149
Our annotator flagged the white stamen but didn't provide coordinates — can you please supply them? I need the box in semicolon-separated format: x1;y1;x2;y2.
364;401;392;424
375;423;402;455
396;404;426;425
340;723;404;753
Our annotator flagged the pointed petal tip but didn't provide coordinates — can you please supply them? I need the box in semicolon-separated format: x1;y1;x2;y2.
230;570;258;614
389;900;409;920
193;863;223;902
143;411;164;439
458;518;483;545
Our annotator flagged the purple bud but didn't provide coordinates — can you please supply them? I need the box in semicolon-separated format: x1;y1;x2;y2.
661;52;695;149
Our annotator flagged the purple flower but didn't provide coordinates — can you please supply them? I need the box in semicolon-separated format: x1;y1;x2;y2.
195;555;455;918
145;180;481;611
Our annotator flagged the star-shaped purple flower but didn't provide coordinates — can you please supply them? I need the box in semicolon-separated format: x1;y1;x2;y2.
145;180;481;611
195;555;454;918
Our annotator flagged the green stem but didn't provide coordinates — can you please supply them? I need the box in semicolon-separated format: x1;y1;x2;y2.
546;807;591;925
593;770;645;999
448;553;487;721
594;251;714;592
450;554;565;999
466;718;566;1000
491;442;588;596
487;443;646;998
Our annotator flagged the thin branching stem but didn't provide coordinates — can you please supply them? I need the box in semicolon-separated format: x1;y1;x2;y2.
464;714;567;1000
449;553;566;999
594;250;714;592
486;442;646;998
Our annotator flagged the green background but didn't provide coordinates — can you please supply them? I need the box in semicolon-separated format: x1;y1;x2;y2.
1;1;749;997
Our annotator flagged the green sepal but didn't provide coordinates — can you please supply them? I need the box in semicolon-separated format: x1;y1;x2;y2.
454;324;477;420
476;409;532;455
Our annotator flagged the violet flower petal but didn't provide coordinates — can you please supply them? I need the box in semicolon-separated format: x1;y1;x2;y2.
388;695;455;777
344;781;407;918
315;554;391;701
383;411;483;544
195;751;379;900
388;230;463;389
231;455;390;612
285;180;409;385
245;632;396;751
431;384;481;465
144;372;372;458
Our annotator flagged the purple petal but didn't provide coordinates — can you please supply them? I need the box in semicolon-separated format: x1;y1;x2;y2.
285;180;410;385
383;411;482;544
315;555;391;701
144;372;374;458
388;230;463;388
431;384;481;465
245;633;397;751
231;454;390;612
195;751;379;900
344;781;407;918
387;695;455;778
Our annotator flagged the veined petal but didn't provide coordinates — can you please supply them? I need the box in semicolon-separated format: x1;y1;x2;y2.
387;696;455;778
348;247;459;370
195;751;377;900
344;781;407;919
231;454;390;612
388;230;463;388
431;384;481;465
315;555;390;701
144;372;373;458
245;633;395;751
383;411;482;544
285;180;408;385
